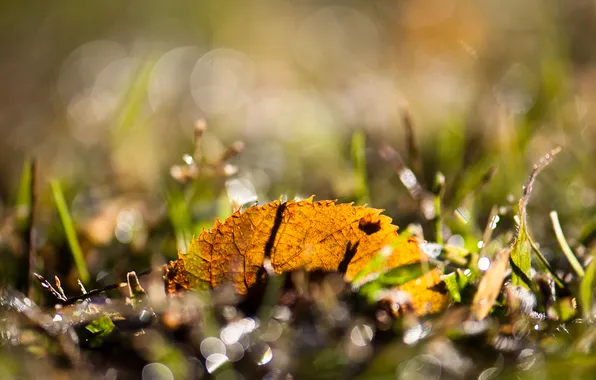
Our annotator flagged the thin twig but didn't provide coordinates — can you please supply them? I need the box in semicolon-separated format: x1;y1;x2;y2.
479;205;498;257
60;267;154;305
33;273;67;302
401;108;424;187
193;119;207;162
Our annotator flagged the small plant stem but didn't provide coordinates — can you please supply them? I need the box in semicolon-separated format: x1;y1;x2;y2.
401;108;424;187
432;172;445;244
51;180;91;285
27;159;38;300
479;206;498;257
351;130;370;205
550;210;585;278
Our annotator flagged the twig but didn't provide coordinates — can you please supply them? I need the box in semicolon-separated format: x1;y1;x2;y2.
379;144;424;201
379;144;435;219
401;108;424;187
479;205;498;257
193;119;207;162
33;273;67;302
60;267;154;305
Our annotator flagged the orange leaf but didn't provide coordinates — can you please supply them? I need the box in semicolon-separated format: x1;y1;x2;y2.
165;197;449;315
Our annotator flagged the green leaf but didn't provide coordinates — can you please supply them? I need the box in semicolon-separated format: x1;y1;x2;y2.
580;252;596;319
376;262;425;286
351;228;413;288
510;226;532;289
358;262;426;303
84;315;116;348
443;272;462;303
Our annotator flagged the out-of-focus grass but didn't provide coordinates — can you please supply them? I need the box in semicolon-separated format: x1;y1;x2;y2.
50;180;90;285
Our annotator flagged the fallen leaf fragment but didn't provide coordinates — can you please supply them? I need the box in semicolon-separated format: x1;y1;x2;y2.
471;248;511;320
166;197;450;315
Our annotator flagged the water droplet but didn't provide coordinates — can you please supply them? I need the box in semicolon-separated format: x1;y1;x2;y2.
254;344;273;366
478;257;491;271
455;207;471;224
350;324;374;347
205;353;229;374
397;354;441;380
261;320;283;342
200;337;226;358
489;215;500;229
141;362;174;380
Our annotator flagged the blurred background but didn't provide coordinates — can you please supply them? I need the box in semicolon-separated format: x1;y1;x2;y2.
1;0;595;290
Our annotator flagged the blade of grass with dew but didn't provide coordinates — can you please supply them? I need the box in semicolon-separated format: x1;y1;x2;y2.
580;250;596;320
401;108;424;186
351;130;370;205
551;210;585;278
51;180;90;285
510;147;561;289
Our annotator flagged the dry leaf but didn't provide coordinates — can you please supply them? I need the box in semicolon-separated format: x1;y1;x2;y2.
471;248;511;320
397;268;450;316
165;197;449;315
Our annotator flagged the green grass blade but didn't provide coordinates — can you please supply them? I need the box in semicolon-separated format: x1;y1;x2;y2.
511;147;561;289
510;221;532;289
15;158;32;229
351;130;370;205
111;58;156;139
164;188;192;252
51;180;90;285
526;230;566;288
551;210;585;278
580;251;596;320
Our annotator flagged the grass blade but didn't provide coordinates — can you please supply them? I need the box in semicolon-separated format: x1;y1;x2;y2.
51;180;90;285
580;251;596;320
550;210;585;278
432;172;445;244
351;130;370;205
511;147;561;289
